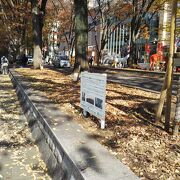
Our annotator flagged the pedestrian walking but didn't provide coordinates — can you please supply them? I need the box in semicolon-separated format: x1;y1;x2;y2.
22;54;28;67
89;56;93;66
1;56;9;75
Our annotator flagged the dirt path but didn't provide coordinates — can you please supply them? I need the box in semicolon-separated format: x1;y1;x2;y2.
0;74;50;179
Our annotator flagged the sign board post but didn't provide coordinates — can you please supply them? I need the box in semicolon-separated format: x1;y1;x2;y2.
80;72;107;129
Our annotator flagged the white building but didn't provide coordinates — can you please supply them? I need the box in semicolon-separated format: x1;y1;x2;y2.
88;0;129;58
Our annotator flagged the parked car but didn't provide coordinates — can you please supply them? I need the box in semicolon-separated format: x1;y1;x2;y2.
27;56;33;64
52;55;70;68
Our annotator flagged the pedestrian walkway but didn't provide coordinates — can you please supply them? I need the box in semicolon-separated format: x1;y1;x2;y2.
0;74;50;179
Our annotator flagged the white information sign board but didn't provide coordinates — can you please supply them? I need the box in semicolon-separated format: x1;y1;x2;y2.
80;71;107;129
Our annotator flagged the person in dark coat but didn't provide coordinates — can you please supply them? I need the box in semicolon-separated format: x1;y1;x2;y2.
89;56;93;66
22;54;28;67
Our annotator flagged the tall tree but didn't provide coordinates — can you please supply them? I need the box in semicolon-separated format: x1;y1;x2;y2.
0;0;30;58
88;0;161;65
156;0;178;132
88;0;132;64
115;0;168;66
73;0;88;81
128;0;157;66
52;0;75;59
31;0;47;69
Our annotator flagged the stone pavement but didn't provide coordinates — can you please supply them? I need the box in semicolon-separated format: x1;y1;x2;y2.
0;74;50;179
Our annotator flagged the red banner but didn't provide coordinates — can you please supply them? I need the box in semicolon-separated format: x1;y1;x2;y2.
145;44;150;53
157;42;163;52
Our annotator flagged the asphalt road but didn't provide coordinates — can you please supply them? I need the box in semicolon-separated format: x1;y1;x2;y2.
107;73;164;93
47;65;178;95
98;69;178;94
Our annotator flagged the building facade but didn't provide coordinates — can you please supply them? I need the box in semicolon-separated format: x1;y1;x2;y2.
88;0;180;63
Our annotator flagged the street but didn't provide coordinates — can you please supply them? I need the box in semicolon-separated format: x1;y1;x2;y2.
47;65;178;94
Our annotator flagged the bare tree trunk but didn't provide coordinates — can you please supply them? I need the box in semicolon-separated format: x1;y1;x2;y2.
174;78;180;135
95;34;101;66
33;45;43;69
73;0;88;81
128;39;136;67
31;0;47;69
165;0;177;132
156;73;167;121
32;5;43;69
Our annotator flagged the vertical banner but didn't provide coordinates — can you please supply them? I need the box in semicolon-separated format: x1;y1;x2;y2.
145;44;151;62
80;72;107;129
157;42;163;52
145;44;151;54
157;42;164;61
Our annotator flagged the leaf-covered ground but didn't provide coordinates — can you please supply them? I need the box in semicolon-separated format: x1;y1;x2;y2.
16;67;180;180
0;75;50;179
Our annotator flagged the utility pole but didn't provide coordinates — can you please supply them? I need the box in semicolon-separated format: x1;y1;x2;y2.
165;0;177;132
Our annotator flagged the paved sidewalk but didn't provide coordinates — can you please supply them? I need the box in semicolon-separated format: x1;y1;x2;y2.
0;74;50;179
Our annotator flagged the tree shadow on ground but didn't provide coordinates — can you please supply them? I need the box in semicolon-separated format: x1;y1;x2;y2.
77;146;102;173
106;83;158;100
78;98;173;151
0;98;20;115
19;75;80;105
16;69;169;131
107;100;167;130
15;68;175;143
